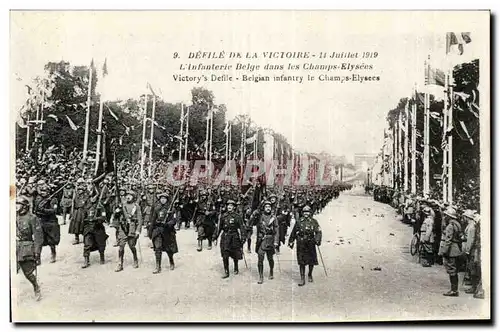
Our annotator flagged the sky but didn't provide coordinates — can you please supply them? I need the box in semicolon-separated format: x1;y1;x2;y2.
10;11;487;162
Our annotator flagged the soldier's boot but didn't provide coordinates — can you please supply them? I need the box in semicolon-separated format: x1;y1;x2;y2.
233;259;239;275
222;258;230;279
168;254;175;270
81;256;90;269
247;239;252;253
298;265;306;287
50;246;56;263
115;250;124;272
474;288;485;299
207;240;212;250
72;235;80;245
443;275;459;296
26;271;41;301
257;264;264;284
99;251;105;265
197;240;203;252
308;265;314;282
269;259;274;280
131;248;139;268
153;252;162;274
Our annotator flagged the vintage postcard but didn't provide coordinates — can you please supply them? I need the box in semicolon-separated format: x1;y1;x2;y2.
10;10;490;322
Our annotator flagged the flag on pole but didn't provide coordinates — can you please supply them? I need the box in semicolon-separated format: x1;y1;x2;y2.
446;32;472;55
147;82;156;96
223;121;229;135
102;58;108;77
425;67;446;86
108;107;119;121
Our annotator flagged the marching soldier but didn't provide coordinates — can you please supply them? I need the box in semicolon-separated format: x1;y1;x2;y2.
277;205;291;254
81;192;109;268
463;211;484;299
141;184;156;235
69;178;88;245
149;192;178;274
16;196;42;301
33;181;60;264
438;207;463;296
60;182;74;225
213;200;245;279
195;190;216;251
111;190;143;272
288;205;322;286
252;201;279;284
98;176;113;223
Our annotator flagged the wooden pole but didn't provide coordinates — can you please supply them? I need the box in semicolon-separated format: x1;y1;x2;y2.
83;61;93;158
411;89;417;194
140;92;148;180
184;106;189;161
447;71;454;203
179;103;184;168
148;94;156;178
404;101;409;193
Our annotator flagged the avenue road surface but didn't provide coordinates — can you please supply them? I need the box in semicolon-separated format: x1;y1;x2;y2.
12;187;489;322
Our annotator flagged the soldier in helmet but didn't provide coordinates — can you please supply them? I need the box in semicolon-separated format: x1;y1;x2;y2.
288;205;322;286
111;190;143;272
68;178;89;245
80;189;109;268
213;200;245;279
462;211;484;299
60;182;74;225
16;196;42;301
194;190;216;252
149;192;178;274
251;200;279;284
438;207;463;296
419;207;435;267
141;184;156;236
32;181;60;264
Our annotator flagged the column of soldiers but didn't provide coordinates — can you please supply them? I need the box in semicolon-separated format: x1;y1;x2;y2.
16;172;345;301
371;185;484;299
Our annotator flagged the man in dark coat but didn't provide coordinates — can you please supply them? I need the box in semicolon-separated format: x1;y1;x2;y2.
69;178;89;245
195;190;216;252
60;182;74;225
252;201;279;284
16;196;42;301
213;200;244;279
149;192;178;274
81;193;109;268
33;181;60;264
438;207;463;297
288;205;322;286
111;190;143;272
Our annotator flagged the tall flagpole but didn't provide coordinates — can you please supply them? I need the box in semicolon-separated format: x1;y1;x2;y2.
83;60;93;158
94;67;105;175
423;56;430;197
411;88;417;194
395;112;400;190
25;113;30;152
404;101;409;193
179;103;184;168
442;74;449;202
148;92;156;178
205;112;209;165
228;122;232;161
184;106;189;161
140;91;148;180
225;121;229;165
447;71;454;203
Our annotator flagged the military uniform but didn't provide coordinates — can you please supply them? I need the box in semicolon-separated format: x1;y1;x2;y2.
252;201;279;284
111;191;143;272
438;208;463;296
149;193;178;274
214;200;244;279
81;197;109;268
33;183;60;264
288;206;322;286
195;192;216;251
462;211;484;299
16;196;42;301
60;183;74;225
69;184;89;244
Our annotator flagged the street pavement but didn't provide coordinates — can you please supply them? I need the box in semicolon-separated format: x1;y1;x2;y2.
12;187;490;322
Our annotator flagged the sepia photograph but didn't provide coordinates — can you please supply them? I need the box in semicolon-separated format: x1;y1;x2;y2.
9;10;490;322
